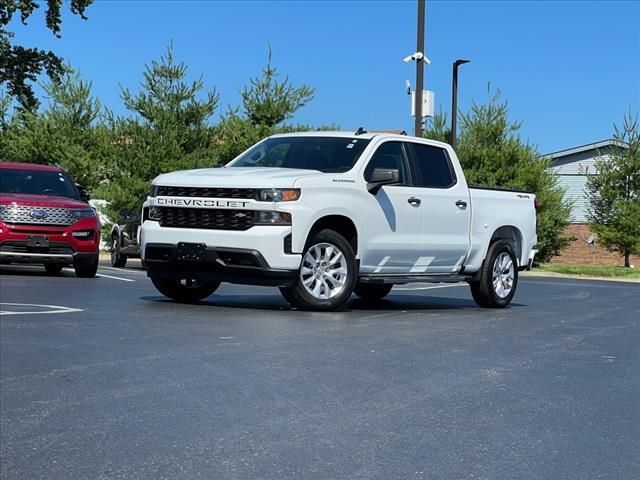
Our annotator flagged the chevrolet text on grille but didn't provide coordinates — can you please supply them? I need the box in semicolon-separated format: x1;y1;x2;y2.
155;198;251;208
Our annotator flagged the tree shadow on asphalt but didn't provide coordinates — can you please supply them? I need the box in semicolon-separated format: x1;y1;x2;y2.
139;293;527;312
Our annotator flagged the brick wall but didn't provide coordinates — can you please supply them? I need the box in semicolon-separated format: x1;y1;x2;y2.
550;223;640;266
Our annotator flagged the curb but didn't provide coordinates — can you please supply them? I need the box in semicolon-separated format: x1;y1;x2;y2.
521;270;640;283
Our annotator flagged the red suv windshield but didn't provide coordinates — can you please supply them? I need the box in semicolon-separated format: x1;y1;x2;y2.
0;168;80;199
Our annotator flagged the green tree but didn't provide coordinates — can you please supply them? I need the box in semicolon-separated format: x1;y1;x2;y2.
241;46;314;129
0;0;93;110
423;109;450;143
97;43;220;217
0;68;108;188
214;47;316;164
585;112;640;267
426;89;572;262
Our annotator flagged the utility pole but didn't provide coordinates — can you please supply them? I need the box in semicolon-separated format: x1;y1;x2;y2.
414;0;425;137
451;59;470;148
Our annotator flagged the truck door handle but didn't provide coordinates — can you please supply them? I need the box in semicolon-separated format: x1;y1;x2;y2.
456;200;467;209
408;197;421;206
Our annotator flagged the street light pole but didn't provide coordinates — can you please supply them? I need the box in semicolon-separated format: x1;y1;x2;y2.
451;59;469;148
414;0;425;137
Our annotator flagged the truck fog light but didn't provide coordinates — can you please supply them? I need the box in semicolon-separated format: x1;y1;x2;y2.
257;211;291;225
72;230;94;240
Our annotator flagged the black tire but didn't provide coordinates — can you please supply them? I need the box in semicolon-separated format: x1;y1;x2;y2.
44;264;64;274
469;240;518;308
111;235;127;268
74;257;98;278
279;229;358;311
353;283;393;301
151;277;220;303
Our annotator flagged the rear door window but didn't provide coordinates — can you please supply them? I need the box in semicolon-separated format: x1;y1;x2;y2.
407;143;456;188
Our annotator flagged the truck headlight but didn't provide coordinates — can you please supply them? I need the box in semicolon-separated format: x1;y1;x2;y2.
70;208;96;219
149;207;162;221
256;211;291;225
258;189;300;202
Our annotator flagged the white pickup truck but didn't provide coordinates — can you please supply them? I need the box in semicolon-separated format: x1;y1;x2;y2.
141;131;537;311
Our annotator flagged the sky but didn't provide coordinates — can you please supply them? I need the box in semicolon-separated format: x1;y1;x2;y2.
10;0;640;154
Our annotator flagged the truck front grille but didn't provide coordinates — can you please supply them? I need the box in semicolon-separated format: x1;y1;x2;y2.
0;206;75;226
157;207;256;231
156;186;256;199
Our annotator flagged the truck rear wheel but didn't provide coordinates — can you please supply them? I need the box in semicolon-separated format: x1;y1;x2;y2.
469;240;518;308
151;277;220;303
353;283;393;302
279;229;357;311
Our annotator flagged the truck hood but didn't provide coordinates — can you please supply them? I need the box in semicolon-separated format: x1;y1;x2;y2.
154;167;323;188
0;193;88;209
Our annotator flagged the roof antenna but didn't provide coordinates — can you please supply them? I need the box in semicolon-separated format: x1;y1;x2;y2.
355;127;367;136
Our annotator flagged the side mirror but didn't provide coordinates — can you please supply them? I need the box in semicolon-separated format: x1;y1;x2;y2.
78;187;91;202
367;168;400;194
119;207;130;220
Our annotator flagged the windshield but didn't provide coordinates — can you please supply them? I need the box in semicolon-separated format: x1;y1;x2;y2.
228;136;371;173
0;168;80;199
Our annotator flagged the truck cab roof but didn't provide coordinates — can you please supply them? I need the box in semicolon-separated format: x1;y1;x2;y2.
267;130;452;150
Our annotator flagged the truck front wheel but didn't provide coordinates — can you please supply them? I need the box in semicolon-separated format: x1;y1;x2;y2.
151;277;220;303
469;240;518;308
279;229;357;311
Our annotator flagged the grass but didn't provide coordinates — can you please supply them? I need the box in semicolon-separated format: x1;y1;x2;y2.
536;263;640;279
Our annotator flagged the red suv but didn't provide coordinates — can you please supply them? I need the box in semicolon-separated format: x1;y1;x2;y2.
0;162;100;277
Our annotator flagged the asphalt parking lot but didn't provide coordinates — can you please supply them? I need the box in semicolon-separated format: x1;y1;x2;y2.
1;261;639;480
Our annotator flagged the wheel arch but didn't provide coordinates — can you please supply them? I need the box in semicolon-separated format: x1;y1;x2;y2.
110;224;121;240
487;225;523;266
305;215;359;256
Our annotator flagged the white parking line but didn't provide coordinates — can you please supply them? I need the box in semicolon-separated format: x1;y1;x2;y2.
96;272;136;282
394;283;467;291
99;266;145;274
0;303;83;316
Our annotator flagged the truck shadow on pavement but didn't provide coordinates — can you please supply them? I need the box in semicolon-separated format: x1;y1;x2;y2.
139;294;526;312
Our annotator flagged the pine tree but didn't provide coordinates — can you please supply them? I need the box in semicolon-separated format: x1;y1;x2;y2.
214;46;316;164
240;45;314;129
426;89;572;262
585;112;640;267
97;43;220;217
0;68;108;188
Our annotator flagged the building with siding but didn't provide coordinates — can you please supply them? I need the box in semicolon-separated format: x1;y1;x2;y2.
546;140;636;266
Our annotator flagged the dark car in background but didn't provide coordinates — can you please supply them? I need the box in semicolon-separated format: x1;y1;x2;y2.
0;162;100;277
110;200;148;268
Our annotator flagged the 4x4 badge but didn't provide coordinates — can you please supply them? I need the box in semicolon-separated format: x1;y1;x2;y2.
30;209;48;219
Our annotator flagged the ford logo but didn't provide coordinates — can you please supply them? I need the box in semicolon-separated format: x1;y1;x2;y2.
30;209;48;219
